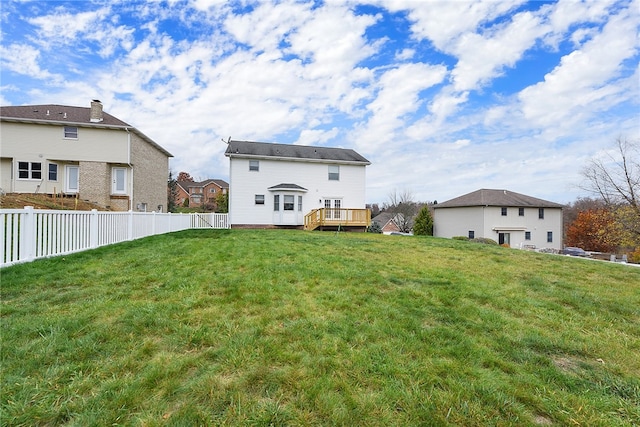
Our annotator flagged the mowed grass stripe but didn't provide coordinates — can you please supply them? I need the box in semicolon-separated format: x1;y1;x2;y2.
1;229;639;426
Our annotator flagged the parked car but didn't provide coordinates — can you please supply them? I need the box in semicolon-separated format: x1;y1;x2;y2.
563;247;588;257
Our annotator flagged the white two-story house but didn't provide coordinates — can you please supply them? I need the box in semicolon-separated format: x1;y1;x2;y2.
0;100;172;212
224;140;371;229
433;189;564;250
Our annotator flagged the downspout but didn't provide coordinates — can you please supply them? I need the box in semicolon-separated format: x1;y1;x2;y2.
125;128;134;210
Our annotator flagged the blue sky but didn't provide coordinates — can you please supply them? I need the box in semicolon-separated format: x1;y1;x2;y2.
1;0;638;205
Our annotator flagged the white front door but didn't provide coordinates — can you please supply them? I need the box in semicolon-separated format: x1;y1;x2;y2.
65;166;79;193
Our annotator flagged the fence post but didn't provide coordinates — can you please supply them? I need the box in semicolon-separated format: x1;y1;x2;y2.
22;206;35;262
128;210;134;241
90;209;99;249
152;211;156;236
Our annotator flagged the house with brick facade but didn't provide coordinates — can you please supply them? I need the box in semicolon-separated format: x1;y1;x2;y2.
176;179;228;210
0;100;172;212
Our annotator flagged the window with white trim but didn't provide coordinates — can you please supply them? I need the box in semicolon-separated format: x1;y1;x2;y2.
255;194;265;205
284;195;295;211
249;160;259;171
328;165;339;181
64;126;78;139
48;163;58;181
274;195;280;211
547;231;553;243
525;231;531;240
18;162;42;180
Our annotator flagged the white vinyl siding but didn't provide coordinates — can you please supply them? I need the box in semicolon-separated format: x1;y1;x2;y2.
228;157;366;226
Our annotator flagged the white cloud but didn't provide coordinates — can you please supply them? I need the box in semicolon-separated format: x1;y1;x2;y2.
0;43;62;82
395;48;414;61
27;6;134;58
351;62;447;151
450;10;547;91
518;2;639;130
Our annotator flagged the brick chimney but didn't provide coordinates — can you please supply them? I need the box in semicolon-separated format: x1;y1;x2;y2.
90;99;103;122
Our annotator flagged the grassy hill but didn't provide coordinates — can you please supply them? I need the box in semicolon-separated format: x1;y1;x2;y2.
2;229;639;426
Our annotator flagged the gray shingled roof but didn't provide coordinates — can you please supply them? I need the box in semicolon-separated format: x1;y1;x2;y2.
434;189;564;209
0;103;173;157
225;140;370;164
268;183;308;191
0;104;130;127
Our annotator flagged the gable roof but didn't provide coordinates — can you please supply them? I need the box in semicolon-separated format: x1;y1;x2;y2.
0;103;173;157
224;140;370;165
177;179;229;192
434;189;564;209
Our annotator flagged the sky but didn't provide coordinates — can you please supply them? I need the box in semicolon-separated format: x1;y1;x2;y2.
1;0;638;205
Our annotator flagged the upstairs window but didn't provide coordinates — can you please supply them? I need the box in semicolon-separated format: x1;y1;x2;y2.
328;165;340;181
539;208;545;219
18;162;42;180
501;207;507;216
249;160;259;171
64;126;78;139
519;208;525;216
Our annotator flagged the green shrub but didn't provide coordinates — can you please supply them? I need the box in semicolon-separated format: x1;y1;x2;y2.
471;237;498;245
367;222;382;233
413;206;433;236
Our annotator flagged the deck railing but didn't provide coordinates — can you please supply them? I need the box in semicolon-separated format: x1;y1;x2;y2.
304;208;371;231
0;207;228;267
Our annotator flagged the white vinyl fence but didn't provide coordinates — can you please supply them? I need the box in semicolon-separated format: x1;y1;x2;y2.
1;207;229;267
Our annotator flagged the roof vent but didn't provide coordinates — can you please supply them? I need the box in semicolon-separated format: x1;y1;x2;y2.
90;99;103;122
63;112;67;119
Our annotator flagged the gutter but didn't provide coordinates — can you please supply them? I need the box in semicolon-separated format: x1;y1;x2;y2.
125;128;134;210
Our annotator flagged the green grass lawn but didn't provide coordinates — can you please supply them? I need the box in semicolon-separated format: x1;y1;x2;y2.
2;229;639;426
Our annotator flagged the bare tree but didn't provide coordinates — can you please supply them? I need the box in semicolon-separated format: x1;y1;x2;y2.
581;137;640;238
581;137;639;207
384;189;418;233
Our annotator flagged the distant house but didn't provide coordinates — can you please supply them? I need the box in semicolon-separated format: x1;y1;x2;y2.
0;100;172;212
176;179;228;210
433;189;564;250
371;212;403;234
224;140;371;229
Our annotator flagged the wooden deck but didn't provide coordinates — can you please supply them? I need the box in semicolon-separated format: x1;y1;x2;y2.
304;208;371;231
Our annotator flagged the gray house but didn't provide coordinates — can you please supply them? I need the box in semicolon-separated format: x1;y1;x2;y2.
433;189;564;250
